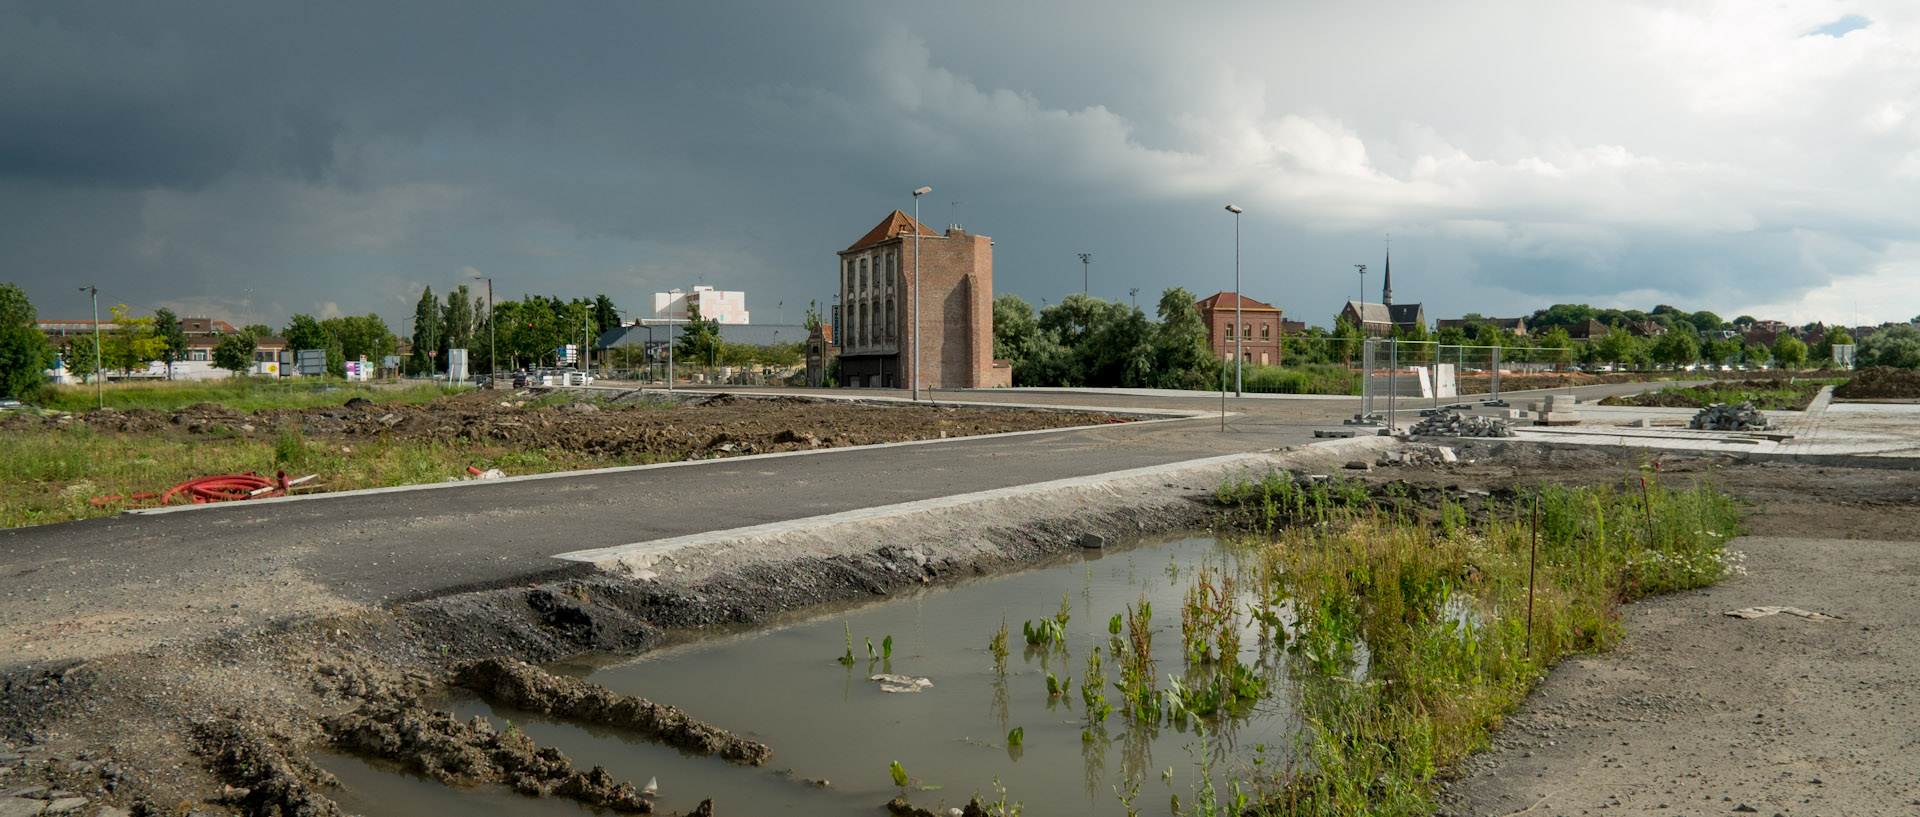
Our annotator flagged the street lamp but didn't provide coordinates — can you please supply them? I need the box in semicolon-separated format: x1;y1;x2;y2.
1224;205;1243;396
1353;264;1366;313
1130;287;1140;309
1078;252;1091;296
78;285;101;408
911;185;931;401
472;275;493;387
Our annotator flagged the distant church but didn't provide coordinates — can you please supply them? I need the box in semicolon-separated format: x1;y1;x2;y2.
1339;250;1425;337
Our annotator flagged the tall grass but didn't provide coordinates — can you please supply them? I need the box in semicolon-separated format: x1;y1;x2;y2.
1210;473;1741;816
39;378;465;413
1239;364;1361;396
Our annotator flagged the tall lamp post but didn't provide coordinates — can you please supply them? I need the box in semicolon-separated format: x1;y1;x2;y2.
472;275;493;387
78;285;101;408
1353;264;1366;313
911;185;931;401
1224;205;1243;396
1078;252;1091;296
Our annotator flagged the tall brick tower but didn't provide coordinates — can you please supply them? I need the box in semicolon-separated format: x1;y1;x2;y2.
835;211;997;389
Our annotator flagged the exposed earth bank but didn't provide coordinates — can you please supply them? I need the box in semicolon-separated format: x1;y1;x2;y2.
2;439;1916;817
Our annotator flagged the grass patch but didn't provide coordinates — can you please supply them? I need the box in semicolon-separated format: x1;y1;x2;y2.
39;378;466;413
1597;378;1842;411
0;425;664;529
1240;364;1362;396
1211;471;1742;815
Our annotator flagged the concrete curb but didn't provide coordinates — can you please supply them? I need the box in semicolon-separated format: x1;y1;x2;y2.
125;400;1215;518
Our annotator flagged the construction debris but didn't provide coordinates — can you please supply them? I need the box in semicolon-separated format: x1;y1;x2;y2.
1409;409;1516;438
1690;402;1768;431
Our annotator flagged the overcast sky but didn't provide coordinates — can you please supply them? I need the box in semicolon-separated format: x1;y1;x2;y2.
6;1;1918;332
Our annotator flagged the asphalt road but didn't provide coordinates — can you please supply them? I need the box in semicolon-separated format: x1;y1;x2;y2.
0;382;1689;667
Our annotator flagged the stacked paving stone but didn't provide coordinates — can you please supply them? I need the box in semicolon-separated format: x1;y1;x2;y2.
1410;409;1516;438
1690;402;1768;431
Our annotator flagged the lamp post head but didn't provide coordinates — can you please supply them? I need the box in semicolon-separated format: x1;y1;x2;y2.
1224;204;1243;214
912;186;932;197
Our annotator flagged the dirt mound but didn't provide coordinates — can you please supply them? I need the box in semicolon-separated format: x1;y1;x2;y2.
1834;366;1920;399
455;657;771;764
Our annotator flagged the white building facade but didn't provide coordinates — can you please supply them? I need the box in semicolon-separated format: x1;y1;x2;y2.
652;286;749;324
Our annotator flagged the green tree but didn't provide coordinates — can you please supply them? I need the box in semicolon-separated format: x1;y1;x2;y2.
409;287;440;375
1536;327;1573;366
63;334;100;384
101;304;165;375
1772;335;1808;370
440;285;474;366
1855;325;1920;369
1651;332;1700;368
1811;325;1853;367
591;294;620;336
1597;330;1642;366
1147;287;1220;390
241;323;274;339
1329;316;1364;363
152;307;188;379
320;314;397;363
0;283;55;400
992;294;1039;369
675;301;721;367
212;331;257;376
804;300;823;332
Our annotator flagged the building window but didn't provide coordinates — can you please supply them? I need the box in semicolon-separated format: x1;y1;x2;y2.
886;300;896;341
859;259;868;292
1243;323;1251;337
859;304;869;345
1261;323;1270;339
1224;323;1234;339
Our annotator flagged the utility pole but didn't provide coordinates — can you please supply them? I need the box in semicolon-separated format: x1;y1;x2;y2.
78;285;101;408
1078;253;1092;296
473;275;493;387
1129;287;1140;309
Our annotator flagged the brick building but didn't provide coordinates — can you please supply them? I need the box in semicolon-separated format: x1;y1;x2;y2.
834;210;1007;389
1194;292;1286;366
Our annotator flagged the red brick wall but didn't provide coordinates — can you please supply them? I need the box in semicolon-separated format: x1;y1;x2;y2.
1200;306;1286;366
900;229;995;388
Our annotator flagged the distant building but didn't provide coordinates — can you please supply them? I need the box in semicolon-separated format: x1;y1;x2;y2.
834;210;1007;389
1436;316;1530;337
1338;250;1424;337
653;285;750;324
1194;292;1285;365
1563;319;1611;341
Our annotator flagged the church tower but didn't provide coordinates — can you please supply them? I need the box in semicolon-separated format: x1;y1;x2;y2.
1382;249;1393;307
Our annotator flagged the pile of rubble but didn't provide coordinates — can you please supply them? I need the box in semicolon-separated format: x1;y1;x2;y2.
1373;445;1462;468
1409;409;1516;438
1690;402;1768;431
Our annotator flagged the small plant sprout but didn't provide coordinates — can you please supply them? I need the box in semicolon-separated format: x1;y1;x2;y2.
837;621;855;665
866;636;877;659
889;759;909;789
882;634;894;660
1006;726;1024;747
1045;672;1072;696
990;617;1010;662
1107;613;1122;635
1055;592;1072;629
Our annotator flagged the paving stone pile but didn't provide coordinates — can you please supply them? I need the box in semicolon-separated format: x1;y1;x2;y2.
1410;409;1516;438
1690;402;1768;431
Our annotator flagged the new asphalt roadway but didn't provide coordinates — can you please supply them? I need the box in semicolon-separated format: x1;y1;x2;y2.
0;382;1686;668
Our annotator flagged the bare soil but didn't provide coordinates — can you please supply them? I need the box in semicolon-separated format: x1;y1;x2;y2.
5;389;1121;462
1832;365;1920;399
2;438;1916;817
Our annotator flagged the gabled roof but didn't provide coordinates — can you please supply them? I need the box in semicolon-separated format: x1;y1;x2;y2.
1194;292;1279;311
1387;304;1424;325
846;210;938;252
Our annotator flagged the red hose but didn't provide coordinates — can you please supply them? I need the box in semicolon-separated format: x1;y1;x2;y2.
158;473;281;504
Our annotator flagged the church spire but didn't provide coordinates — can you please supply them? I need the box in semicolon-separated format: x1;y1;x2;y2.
1382;246;1393;307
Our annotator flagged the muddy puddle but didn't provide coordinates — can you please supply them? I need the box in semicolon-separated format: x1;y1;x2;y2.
319;533;1296;815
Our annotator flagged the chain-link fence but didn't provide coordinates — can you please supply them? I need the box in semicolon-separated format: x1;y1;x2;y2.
1217;338;1579;398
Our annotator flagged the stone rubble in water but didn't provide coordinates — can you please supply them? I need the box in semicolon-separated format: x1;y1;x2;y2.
870;674;933;693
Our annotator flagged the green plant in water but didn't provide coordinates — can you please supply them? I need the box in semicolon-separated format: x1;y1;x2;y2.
1022;618;1065;646
1045;672;1072;697
883;634;894;660
1081;645;1108;721
1005;726;1023;747
1107;612;1122;634
837;621;855;665
989;617;1009;663
1055;591;1072;629
889;759;909;789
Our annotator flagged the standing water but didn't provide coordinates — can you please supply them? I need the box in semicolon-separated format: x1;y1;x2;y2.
320;533;1297;815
